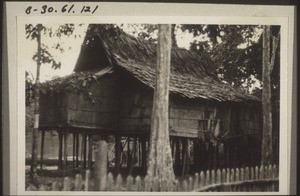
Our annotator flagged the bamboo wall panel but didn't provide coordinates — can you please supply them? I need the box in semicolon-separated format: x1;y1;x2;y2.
67;109;119;128
39;73;261;138
39;76;120;130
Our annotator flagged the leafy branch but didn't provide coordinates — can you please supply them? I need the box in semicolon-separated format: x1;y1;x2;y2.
38;72;100;104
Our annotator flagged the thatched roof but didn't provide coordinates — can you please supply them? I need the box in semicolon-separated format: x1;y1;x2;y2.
74;24;259;103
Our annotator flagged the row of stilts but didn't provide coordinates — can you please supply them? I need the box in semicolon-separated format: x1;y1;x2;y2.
38;130;261;176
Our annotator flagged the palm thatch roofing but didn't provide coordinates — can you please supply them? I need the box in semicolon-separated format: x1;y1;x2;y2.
74;24;259;103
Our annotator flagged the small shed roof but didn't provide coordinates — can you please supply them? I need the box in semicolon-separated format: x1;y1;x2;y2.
74;24;259;103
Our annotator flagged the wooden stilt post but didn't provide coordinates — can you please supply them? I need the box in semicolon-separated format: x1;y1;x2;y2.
129;137;137;174
193;139;200;171
198;139;203;169
63;131;68;167
133;137;137;166
88;134;93;169
127;137;131;169
40;130;45;170
182;139;187;177
175;139;180;172
80;134;84;170
186;139;190;175
141;137;146;170
76;133;79;167
138;138;141;166
199;140;204;170
73;132;76;170
208;142;213;170
115;135;121;173
58;131;63;170
213;142;218;170
224;142;228;168
83;134;87;169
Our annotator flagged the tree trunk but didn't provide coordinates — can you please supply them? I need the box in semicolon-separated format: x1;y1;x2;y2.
261;25;280;165
147;24;175;191
40;130;45;170
29;24;42;183
58;131;63;170
94;140;108;191
171;24;177;47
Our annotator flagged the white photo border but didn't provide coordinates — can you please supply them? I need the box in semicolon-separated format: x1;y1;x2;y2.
3;2;296;195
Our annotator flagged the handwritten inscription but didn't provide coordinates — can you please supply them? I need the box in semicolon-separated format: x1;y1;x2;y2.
25;4;99;15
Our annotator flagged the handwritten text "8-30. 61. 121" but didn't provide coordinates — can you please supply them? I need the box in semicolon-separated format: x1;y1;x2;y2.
25;4;99;15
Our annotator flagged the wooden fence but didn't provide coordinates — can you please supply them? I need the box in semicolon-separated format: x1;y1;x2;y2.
27;164;278;192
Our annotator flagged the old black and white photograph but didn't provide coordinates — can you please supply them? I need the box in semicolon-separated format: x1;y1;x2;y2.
2;2;296;195
23;22;281;192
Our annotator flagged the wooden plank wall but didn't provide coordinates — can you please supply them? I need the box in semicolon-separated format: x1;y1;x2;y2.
39;92;69;127
39;72;262;139
169;96;215;138
116;79;262;138
230;105;262;136
66;75;120;129
118;82;219;137
39;74;120;130
119;85;152;134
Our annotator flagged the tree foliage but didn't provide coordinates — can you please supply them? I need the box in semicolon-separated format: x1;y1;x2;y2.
26;71;34;106
212;39;263;89
181;25;261;90
25;23;84;107
25;24;77;70
123;24;271;92
38;72;100;104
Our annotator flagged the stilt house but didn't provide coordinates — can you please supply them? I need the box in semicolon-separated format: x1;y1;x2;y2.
38;24;262;176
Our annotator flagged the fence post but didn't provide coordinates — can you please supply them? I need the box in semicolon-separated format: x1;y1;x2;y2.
236;168;241;191
115;174;122;191
259;165;265;179
74;174;82;191
51;182;60;191
182;180;188;192
188;176;193;191
211;170;216;184
267;165;273;179
230;169;235;182
255;166;259;180
199;171;205;188
193;173;199;190
244;167;249;181
235;168;240;182
250;167;255;180
221;169;226;183
264;165;269;179
226;168;230;183
144;175;151;192
62;177;71;191
85;170;90;191
205;170;210;186
126;175;133;191
107;172;114;191
135;176;142;191
240;168;244;181
39;185;47;191
216;169;221;184
174;179;179;192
